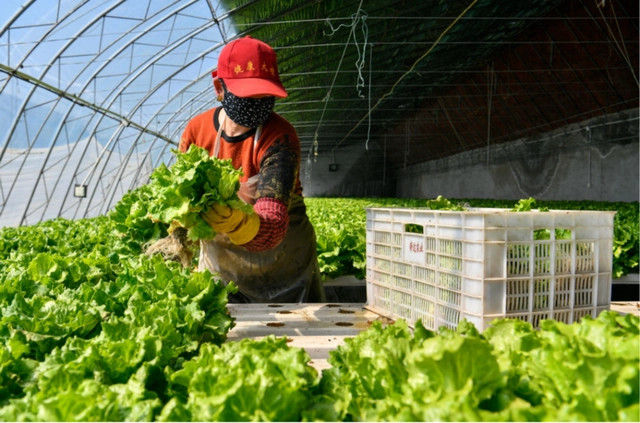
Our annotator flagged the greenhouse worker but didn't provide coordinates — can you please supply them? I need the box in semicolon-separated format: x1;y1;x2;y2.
179;36;326;304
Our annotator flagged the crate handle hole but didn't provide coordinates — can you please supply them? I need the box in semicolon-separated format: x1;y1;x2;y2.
533;228;572;240
405;223;424;234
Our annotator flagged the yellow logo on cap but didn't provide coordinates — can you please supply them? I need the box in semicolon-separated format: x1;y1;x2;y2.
247;61;255;72
234;65;244;74
261;63;268;72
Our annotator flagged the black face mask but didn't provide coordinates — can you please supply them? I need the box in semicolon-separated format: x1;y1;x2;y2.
220;80;275;128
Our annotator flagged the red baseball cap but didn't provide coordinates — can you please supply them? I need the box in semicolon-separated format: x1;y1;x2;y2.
212;36;288;98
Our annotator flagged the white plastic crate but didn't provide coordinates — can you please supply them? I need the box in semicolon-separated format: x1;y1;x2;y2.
365;207;615;331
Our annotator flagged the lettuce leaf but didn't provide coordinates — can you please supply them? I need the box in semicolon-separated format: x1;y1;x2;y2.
146;145;253;241
308;314;639;422
164;337;319;422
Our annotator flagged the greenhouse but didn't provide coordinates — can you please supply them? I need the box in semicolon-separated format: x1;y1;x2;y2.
0;0;638;421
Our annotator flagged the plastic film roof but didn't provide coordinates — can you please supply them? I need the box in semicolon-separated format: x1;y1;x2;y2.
1;0;236;226
1;0;638;226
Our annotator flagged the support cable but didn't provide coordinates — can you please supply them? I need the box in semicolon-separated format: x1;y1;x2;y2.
593;0;638;87
438;97;467;150
233;16;629;26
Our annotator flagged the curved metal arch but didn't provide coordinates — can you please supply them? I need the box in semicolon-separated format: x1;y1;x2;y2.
51;0;200;217
98;129;154;215
0;0;116;161
0;0;120;113
0;1;127;222
82;0;248;115
124;45;226;154
18;0;211;223
5;0;198;221
94;57;229;216
108;31;226;130
0;0;37;38
165;88;217;141
118;75;218;198
5;0;297;224
73;19;229;219
60;0;196;97
6;6;139;224
0;98;59;221
5;0;252;171
77;120;129;220
0;0;90;94
7;0;189;222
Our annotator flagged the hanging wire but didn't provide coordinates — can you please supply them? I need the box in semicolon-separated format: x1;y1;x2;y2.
487;61;496;166
365;43;373;150
304;0;366;178
333;0;480;152
324;7;369;98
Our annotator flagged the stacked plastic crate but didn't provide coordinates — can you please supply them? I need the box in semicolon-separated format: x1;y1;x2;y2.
365;207;616;331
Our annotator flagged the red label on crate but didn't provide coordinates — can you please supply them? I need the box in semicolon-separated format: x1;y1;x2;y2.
404;235;426;265
409;241;424;253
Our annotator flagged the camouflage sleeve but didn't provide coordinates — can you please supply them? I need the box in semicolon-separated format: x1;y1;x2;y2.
255;135;298;207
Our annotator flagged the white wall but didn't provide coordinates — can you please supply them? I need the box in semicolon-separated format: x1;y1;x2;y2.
396;109;639;202
302;143;393;198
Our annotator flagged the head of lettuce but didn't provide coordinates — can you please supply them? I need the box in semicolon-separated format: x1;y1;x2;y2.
144;144;254;266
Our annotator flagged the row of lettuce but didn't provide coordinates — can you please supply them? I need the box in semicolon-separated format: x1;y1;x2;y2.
108;173;639;281
0;194;637;421
305;198;639;280
108;145;639;280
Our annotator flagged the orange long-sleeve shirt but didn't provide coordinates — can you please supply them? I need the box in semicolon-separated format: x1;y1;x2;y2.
179;107;303;251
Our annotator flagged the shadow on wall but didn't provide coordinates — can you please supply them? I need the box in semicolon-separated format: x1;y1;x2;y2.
508;139;561;197
395;108;639;202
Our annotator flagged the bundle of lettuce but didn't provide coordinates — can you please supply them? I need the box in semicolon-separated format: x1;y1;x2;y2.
143;145;253;265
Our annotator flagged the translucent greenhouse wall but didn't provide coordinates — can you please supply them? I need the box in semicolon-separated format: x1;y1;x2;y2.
0;137;153;227
0;0;237;227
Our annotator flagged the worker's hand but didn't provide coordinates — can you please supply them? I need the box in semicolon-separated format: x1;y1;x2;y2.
201;204;260;245
202;204;243;233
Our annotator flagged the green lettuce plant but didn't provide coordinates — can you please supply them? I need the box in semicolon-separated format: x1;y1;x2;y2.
146;145;253;242
159;336;319;422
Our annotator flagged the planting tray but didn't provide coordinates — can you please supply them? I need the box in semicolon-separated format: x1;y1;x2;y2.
365;207;616;331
